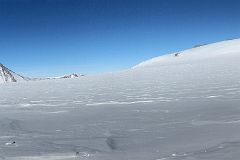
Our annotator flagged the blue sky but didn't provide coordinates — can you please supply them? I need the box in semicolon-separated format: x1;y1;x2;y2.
1;0;240;77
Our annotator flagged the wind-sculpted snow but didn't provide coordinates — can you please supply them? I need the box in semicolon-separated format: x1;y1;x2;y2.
0;39;240;159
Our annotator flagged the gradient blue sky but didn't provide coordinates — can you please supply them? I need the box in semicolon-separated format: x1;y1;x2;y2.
1;0;240;77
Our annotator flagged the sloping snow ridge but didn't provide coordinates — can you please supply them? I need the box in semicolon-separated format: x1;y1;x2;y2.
134;39;240;68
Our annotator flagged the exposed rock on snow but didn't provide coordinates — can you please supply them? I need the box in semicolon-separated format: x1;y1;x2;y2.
0;63;29;83
60;73;83;79
0;64;83;83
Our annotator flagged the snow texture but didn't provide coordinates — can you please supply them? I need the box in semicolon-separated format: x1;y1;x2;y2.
0;39;240;159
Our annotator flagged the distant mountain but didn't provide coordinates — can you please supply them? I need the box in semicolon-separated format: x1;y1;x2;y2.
60;73;82;79
0;63;83;84
0;63;29;83
47;73;84;80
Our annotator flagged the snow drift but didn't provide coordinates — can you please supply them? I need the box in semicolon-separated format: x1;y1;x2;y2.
134;39;240;68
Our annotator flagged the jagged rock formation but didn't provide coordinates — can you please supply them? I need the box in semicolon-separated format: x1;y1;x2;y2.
0;63;28;83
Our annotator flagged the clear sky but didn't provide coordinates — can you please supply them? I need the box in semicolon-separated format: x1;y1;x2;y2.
1;0;240;77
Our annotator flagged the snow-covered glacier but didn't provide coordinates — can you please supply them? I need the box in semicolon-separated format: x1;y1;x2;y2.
0;39;240;160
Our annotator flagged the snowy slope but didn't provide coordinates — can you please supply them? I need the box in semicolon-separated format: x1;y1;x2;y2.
134;39;240;68
0;39;240;160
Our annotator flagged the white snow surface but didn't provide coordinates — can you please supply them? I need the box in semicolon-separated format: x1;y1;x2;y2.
134;39;240;68
0;39;240;160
